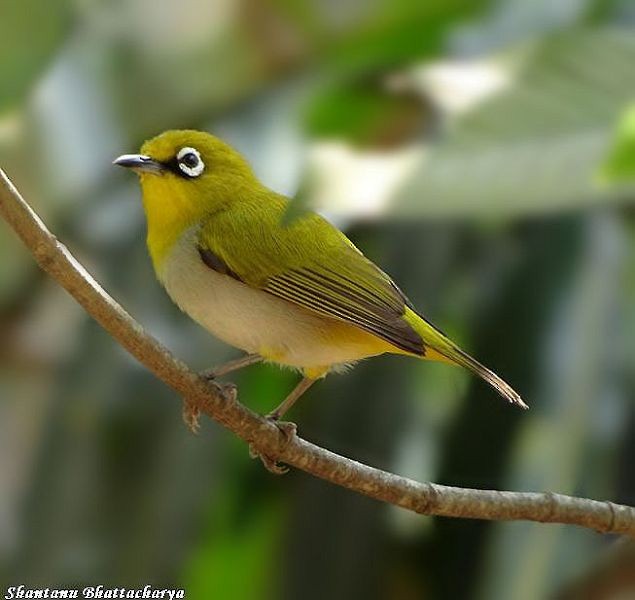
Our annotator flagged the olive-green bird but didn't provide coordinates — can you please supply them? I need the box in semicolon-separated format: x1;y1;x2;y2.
114;129;526;425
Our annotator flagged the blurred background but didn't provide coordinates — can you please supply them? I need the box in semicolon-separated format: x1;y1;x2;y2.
1;0;635;598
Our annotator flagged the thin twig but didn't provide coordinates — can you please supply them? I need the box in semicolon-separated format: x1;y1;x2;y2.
1;167;634;537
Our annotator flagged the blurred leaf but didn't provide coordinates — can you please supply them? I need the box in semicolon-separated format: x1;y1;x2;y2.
183;492;282;600
0;0;73;113
394;28;635;218
324;0;491;74
601;104;635;183
303;0;489;144
305;75;434;147
586;0;633;22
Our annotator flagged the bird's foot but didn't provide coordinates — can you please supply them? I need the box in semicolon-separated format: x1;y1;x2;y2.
183;380;238;435
219;381;238;403
249;418;297;475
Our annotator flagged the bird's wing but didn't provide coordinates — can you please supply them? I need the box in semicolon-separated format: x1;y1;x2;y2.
197;199;424;355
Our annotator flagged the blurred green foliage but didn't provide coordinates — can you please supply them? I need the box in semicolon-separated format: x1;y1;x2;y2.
0;0;72;113
304;0;487;144
602;104;635;182
305;78;430;147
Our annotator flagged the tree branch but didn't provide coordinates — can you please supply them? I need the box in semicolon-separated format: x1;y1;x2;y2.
1;168;634;537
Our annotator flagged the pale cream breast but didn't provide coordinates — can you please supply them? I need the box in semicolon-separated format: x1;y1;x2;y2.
157;228;390;371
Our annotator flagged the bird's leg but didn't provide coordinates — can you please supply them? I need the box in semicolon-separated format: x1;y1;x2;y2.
185;354;262;434
267;376;316;421
249;377;317;475
201;353;263;379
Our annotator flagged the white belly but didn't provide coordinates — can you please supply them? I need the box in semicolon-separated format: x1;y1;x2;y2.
158;229;383;370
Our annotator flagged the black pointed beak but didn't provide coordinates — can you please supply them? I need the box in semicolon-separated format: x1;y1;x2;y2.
113;154;165;174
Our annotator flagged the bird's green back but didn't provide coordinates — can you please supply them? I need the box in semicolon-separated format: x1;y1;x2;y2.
197;192;425;355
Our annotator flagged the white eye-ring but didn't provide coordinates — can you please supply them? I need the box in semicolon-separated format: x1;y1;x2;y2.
176;147;204;178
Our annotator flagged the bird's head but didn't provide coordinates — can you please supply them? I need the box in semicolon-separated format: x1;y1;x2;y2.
114;129;258;265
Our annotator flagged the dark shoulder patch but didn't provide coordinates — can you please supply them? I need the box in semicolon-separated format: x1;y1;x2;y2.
197;246;243;282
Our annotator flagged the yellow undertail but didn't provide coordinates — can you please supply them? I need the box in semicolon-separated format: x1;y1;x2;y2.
404;308;528;410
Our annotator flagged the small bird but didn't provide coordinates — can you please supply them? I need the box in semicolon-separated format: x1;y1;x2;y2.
114;130;526;430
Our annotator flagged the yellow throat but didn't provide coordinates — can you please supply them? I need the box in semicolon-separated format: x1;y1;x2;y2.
135;130;259;269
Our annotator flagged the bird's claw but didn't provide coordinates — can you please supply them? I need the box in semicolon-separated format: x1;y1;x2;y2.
200;373;238;406
250;450;289;475
249;419;297;475
184;379;238;435
218;381;238;404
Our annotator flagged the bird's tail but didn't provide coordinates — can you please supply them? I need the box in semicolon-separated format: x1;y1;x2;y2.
405;308;528;410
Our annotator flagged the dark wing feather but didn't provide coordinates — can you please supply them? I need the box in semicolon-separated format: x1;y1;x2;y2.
264;268;424;354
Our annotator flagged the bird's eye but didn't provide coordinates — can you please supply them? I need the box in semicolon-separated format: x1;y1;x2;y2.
176;147;204;178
